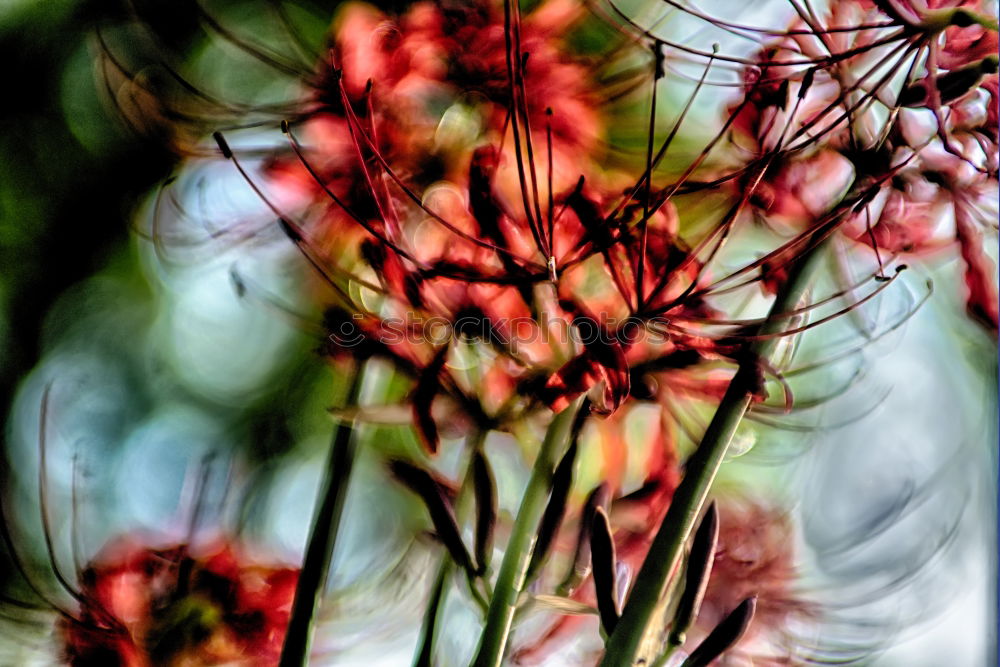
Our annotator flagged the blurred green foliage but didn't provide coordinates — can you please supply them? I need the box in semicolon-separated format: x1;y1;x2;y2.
0;0;177;410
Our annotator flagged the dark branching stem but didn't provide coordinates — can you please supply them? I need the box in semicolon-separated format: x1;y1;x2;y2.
280;368;363;667
600;234;830;666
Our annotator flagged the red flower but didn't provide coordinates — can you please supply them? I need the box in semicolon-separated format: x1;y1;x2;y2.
59;536;298;666
721;0;998;334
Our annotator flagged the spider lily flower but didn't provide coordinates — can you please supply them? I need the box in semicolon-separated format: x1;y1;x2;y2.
0;524;298;667
245;0;746;454
79;1;993;665
0;384;302;667
255;0;607;251
853;146;1000;332
331;0;603;157
859;0;998;61
840;82;999;332
314;164;719;453
147;0;880;458
57;537;298;667
704;0;998;332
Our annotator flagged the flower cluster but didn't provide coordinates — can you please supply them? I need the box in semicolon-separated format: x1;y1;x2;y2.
721;0;999;329
59;538;297;667
80;0;999;664
247;0;825;662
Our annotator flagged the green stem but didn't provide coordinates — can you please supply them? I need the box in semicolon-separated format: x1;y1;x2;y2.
600;238;829;666
280;369;363;667
472;397;583;667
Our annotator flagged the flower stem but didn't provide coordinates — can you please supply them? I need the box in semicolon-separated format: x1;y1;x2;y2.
472;396;584;667
600;237;829;666
280;368;363;667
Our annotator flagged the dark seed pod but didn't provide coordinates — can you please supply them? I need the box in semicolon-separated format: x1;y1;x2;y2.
524;437;579;585
899;56;999;108
950;8;977;27
557;482;609;595
798;68;816;100
388;460;475;576
681;596;757;667
413;346;450;455
472;450;497;575
668;502;719;647
590;507;619;636
869;0;917;26
775;79;790;111
897;80;929;108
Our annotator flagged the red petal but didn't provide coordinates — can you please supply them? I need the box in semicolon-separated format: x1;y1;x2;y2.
538;313;630;415
955;207;999;335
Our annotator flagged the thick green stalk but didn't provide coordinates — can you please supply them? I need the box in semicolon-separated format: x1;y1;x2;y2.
472;397;583;667
280;369;363;667
600;239;829;666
